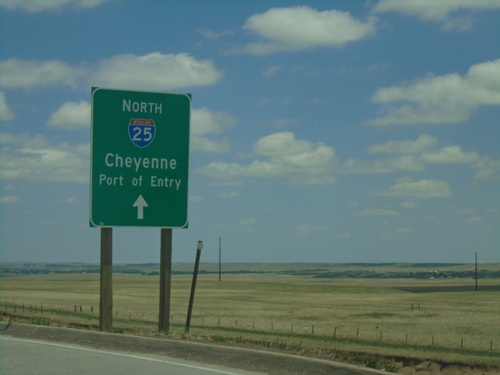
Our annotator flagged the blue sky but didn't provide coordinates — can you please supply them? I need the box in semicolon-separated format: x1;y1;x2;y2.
1;0;499;264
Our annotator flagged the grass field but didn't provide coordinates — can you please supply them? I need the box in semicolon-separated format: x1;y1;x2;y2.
1;263;499;371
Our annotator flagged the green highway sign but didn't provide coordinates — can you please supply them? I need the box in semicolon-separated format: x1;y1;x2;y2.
90;87;190;227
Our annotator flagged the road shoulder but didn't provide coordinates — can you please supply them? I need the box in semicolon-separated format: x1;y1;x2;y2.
0;322;385;375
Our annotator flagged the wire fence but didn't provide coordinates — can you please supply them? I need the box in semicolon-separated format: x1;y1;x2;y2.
1;301;498;356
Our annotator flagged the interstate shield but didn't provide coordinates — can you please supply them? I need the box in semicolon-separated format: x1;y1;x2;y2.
128;118;156;148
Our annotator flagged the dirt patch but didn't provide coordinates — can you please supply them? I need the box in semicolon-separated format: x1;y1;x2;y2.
396;359;500;374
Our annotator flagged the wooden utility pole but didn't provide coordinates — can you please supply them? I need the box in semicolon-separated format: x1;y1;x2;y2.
99;227;113;332
159;228;173;332
219;237;222;282
475;252;478;291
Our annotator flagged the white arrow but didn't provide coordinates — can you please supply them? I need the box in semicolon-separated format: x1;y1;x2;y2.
133;195;148;220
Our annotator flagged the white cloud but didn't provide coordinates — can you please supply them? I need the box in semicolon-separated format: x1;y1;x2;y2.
472;158;500;180
0;133;88;183
367;59;500;126
419;145;479;164
397;226;414;233
372;177;453;199
344;135;432;173
356;208;400;217
0;58;85;89
367;134;437;154
296;224;328;234
217;191;239;198
254;131;314;157
263;66;282;77
90;52;223;91
442;16;475;32
0;0;111;12
456;208;478;215
0;195;24;204
241;6;376;55
401;200;418;209
190;108;236;153
343;134;500;180
1;132;49;148
1;53;222;91
463;216;482;224
252;132;336;182
421;144;499;181
241;218;257;227
200;131;336;185
189;194;202;203
48;100;90;129
343;155;424;174
0;92;15;120
373;0;500;20
198;28;234;41
191;137;231;154
191;108;236;136
372;0;500;30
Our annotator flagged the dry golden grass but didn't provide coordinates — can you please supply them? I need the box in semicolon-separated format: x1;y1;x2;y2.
1;271;499;367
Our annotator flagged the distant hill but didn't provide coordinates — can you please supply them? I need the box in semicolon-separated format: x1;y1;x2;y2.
1;262;499;279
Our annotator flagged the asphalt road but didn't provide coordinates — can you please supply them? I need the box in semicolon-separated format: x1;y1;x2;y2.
0;335;263;375
0;323;386;375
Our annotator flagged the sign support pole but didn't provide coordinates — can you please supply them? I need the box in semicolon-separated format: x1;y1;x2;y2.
99;227;113;332
159;228;172;332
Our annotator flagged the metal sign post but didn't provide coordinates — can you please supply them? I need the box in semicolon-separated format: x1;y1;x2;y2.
185;241;203;333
